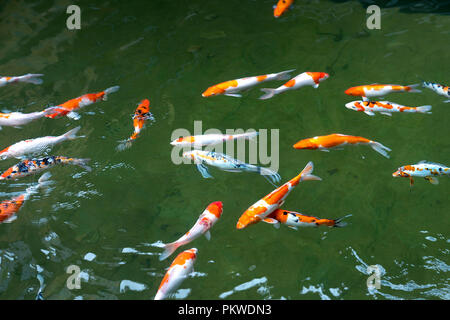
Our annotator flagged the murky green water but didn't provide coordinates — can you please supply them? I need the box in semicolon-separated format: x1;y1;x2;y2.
0;0;449;300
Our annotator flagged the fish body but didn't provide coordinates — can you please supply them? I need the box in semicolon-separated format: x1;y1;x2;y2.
345;84;420;99
273;0;294;18
259;72;329;100
0;74;43;87
159;202;222;261
0;127;81;160
171;131;258;148
202;69;295;97
182;149;281;185
345;100;432;116
393;161;450;186
0;156;91;181
155;248;198;300
236;161;321;230
45;86;120;119
264;209;351;230
293;133;391;158
0;107;59;128
422;81;450;103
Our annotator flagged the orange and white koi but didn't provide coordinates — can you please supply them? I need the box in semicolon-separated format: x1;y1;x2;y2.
0;156;91;181
293;133;391;158
45;86;120;119
0;106;59;129
0;173;52;224
236;161;321;230
159;202;222;261
273;0;294;18
116;99;154;151
171;131;258;148
263;209;351;230
155;248;198;300
0;74;43;87
0;127;82;160
345;84;421;100
345;100;432;116
393;161;450;186
422;81;450;103
202;69;295;97
259;72;329;100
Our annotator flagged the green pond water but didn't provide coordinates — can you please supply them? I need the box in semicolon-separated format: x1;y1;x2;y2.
0;0;449;300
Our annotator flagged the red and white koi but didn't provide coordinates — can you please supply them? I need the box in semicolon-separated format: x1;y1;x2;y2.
273;0;294;18
392;161;450;186
422;81;450;103
345;100;432;116
259;72;329;100
345;84;421;100
293;133;392;158
171;131;258;148
202;69;295;97
45;86;120;119
0;107;59;129
159;202;223;261
154;248;198;300
263;209;351;230
0;74;43;87
0;127;82;160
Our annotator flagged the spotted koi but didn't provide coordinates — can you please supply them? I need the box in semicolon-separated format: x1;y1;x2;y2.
345;100;432;116
422;81;450;103
264;209;352;230
393;161;450;186
0;74;43;87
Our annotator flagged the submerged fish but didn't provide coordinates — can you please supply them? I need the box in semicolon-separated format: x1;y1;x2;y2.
345;100;432;116
0;74;43;87
345;84;421;100
171;131;258;148
422;81;450;103
393;161;450;186
273;0;294;18
0;107;59;129
264;209;351;230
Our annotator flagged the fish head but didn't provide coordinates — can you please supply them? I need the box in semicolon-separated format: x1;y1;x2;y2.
171;136;195;146
345;86;364;96
206;201;223;219
0;146;10;160
345;101;360;111
136;99;150;115
182;150;198;161
293;139;317;150
392;167;410;178
236;205;267;229
318;72;330;81
274;0;291;18
202;86;225;97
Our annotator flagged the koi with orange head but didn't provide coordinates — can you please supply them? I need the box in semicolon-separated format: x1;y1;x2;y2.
393;161;450;186
273;0;294;18
345;100;432;116
0;74;43;87
345;84;421;99
236;161;321;230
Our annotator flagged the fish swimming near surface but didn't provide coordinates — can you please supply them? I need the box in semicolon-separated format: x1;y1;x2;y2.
202;69;295;97
171;131;258;148
0;74;44;87
45;86;120;120
0;156;91;181
0;172;52;224
273;0;294;18
159;202;222;261
345;84;421;100
0;127;82;160
0;107;60;129
422;81;450;103
259;72;329;100
293;133;392;158
116;99;154;151
155;248;198;300
236;161;321;230
392;161;450;186
263;209;352;230
182;150;281;186
345;100;432;116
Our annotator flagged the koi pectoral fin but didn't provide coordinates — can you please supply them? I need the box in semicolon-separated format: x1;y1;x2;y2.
425;177;439;185
263;218;280;229
364;111;375;116
224;93;242;98
409;177;414;187
67;111;81;120
204;230;211;240
196;163;214;179
380;112;392;116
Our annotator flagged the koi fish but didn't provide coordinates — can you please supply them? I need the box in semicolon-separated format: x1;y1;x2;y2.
159;202;222;261
263;209;352;230
182;150;281;186
45;86;120;119
171;131;258;148
0;74;43;87
0;127;82;160
273;0;294;18
0;106;59;129
422;81;450;103
293;133;391;158
345;84;421;100
236;161;321;230
392;161;450;186
0;156;91;181
202;69;295;97
155;248;198;300
259;72;329;100
0;172;52;223
116;99;154;151
345;100;432;116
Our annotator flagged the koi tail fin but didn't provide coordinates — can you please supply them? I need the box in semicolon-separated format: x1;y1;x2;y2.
72;158;92;172
159;242;181;261
102;86;120;101
275;69;296;81
258;167;282;185
334;214;352;228
407;83;422;93
369;141;391;159
299;161;322;182
259;88;277;100
20;74;44;85
25;172;53;198
116;139;133;152
416;105;432;114
63;126;82;140
240;131;259;141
